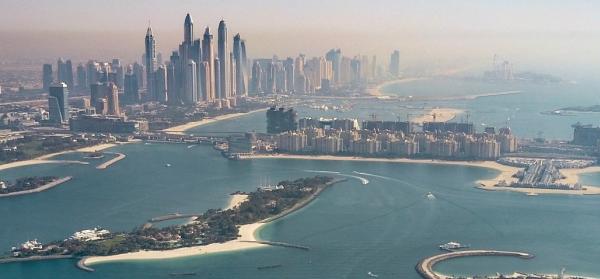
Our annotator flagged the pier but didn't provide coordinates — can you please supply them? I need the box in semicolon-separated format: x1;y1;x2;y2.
148;213;201;223
240;240;310;251
416;250;534;279
0;255;73;264
96;152;126;169
0;176;73;197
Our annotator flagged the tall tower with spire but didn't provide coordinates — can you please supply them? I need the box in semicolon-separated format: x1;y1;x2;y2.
145;25;157;100
184;13;194;44
217;20;229;99
202;27;216;101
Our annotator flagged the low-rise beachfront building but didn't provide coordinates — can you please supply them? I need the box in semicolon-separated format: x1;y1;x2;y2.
70;228;110;242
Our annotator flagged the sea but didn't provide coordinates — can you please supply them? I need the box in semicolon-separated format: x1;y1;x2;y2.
2;77;600;278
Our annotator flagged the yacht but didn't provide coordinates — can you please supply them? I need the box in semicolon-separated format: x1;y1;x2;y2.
439;241;469;251
367;271;379;278
426;192;436;200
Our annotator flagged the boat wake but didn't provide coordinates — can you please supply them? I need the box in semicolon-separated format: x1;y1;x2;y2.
337;174;369;185
352;171;396;181
303;170;341;174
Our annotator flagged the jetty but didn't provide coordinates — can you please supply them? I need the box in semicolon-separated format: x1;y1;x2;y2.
240;240;309;251
416;250;534;279
0;255;73;264
148;213;201;223
96;152;126;169
0;176;73;198
76;257;95;272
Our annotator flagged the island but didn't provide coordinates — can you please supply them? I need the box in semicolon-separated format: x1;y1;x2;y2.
1;176;342;270
0;176;73;197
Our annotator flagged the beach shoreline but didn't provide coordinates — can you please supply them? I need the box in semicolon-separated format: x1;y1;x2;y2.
162;108;267;135
0;143;120;172
411;108;464;123
245;154;600;195
84;193;265;266
369;77;427;96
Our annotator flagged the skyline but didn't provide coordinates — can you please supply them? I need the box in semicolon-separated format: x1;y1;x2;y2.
2;1;600;78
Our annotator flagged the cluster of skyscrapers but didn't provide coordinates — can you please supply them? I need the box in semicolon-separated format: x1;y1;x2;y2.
146;14;249;106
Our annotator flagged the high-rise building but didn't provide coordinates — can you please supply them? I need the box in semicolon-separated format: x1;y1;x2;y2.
132;62;145;90
233;34;248;96
124;66;140;104
48;82;69;124
202;27;216;101
185;60;198;103
217;20;230;99
57;58;74;88
90;82;120;116
184;13;193;43
214;57;221;100
251;60;263;95
325;49;342;85
390;50;400;77
76;64;87;89
42;64;53;91
145;26;157;100
154;65;168;103
199;61;211;102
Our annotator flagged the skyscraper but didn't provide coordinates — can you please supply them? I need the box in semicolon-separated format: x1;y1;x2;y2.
233;34;248;96
214;57;221;100
124;66;140;104
184;13;193;43
185;60;198;103
251;60;263;95
202;27;215;101
76;64;87;89
90;82;120;116
390;50;400;77
42;64;53;91
325;49;342;85
57;58;74;88
145;26;157;100
48;82;69;124
199;61;211;102
217;20;229;99
154;65;168;103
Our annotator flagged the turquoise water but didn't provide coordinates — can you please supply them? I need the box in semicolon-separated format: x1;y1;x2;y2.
2;78;600;278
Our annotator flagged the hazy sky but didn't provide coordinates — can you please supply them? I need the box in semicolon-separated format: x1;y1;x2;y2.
1;0;600;77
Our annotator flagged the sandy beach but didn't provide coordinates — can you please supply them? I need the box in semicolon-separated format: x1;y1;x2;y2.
84;193;265;266
0;142;121;172
162;108;267;135
369;77;428;96
411;108;464;123
225;194;249;210
247;154;600;195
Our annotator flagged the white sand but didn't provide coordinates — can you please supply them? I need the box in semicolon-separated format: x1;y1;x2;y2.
0;142;122;172
369;77;427;96
83;223;267;266
248;154;600;195
411;108;464;123
162;108;266;135
225;194;249;210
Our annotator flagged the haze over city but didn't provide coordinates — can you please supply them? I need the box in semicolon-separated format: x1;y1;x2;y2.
3;2;600;279
2;0;600;77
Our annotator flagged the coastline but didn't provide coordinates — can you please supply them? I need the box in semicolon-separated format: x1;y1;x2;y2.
84;193;265;266
83;178;342;266
0;176;73;197
369;77;428;96
246;154;600;195
162;108;267;135
0;143;119;172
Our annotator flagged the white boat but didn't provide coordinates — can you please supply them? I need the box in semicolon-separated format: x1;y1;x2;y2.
439;241;469;251
426;192;436;200
367;271;379;278
165;163;172;167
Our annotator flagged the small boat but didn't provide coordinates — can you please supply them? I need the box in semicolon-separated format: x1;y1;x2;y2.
526;192;538;196
439;241;469;251
425;192;436;200
165;163;172;167
367;271;379;278
187;145;195;149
